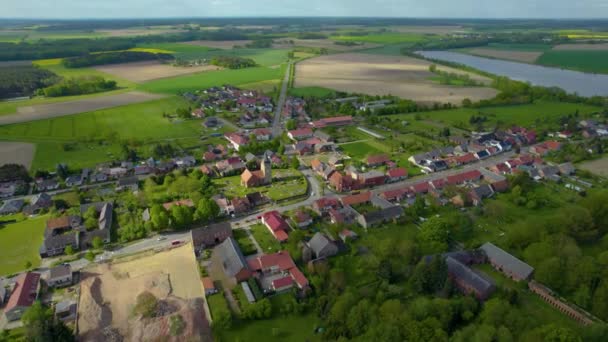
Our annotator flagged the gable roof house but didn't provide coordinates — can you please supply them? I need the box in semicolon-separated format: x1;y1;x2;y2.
247;251;309;291
446;256;496;301
304;233;339;261
354;195;404;229
386;167;408;182
312;197;342;216
287;128;313;141
261;211;289;242
47;265;73;288
191;222;233;255
23;193;53;215
214;237;251;285
366;154;391;167
116;176;139;192
0;199;24;215
468;185;495;206
480;242;534;281
4;272;41;322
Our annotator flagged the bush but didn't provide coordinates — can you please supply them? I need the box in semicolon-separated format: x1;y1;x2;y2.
209;56;257;69
132;292;158;318
42;76;117;97
169;314;186;336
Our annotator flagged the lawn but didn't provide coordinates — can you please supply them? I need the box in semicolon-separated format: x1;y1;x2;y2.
0;96;227;170
537;50;608;74
137;43;289;67
233;229;258;256
207;292;232;320
288;86;336;98
331;32;429;45
389;101;601;131
339;140;385;159
216;311;321;342
213;169;307;202
250;224;281;254
0;214;47;276
139;65;286;95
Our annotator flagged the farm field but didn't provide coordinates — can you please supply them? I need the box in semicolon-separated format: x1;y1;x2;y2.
578;156;608;177
536;50;608;74
0;214;47;276
295;53;497;104
463;47;543;63
330;32;429;45
389;101;601;130
553;43;608;51
139;65;285;94
0;141;35;169
183;40;252;49
273;38;381;51
33;58;136;88
288;86;336;98
0;96;217;170
0;91;166;125
94;61;222;83
339;140;384;159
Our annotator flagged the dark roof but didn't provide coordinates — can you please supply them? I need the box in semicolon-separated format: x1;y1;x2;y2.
216;237;248;277
98;203;113;230
0;199;24;214
4;272;40;312
191;222;232;246
41;232;79;252
49;265;71;280
117;176;139;186
446;257;495;297
308;233;334;256
480;242;534;280
471;185;494;199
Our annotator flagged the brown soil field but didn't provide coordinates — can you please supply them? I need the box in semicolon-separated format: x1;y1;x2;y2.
295;53;497;104
579;157;608;177
78;243;211;341
0;91;165;125
273;38;381;51
94;61;221;83
0;142;35;169
553;43;608;51
183;40;252;49
466;48;543;63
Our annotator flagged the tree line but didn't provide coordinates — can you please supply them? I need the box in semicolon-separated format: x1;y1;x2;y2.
40;76;117;97
62;51;173;68
209;56;257;69
0;65;59;99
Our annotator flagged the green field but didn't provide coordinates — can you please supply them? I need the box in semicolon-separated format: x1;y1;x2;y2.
537;50;608;74
0;97;222;170
0;215;47;276
139;65;285;94
484;43;554;52
390;101;601;130
288;86;336;98
339;140;385;159
360;42;421;55
250;224;281;253
213;169;307;202
137;43;289;67
331;32;428;45
216;312;320;342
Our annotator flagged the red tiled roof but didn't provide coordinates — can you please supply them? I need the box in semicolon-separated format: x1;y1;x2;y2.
387;167;407;178
446;170;482;185
163;199;194;210
274;230;289;242
248;251;296;271
314;197;340;209
262;211;289;231
456;153;477;164
544;140;562;150
289;268;309;288
381;187;410;200
322;115;352;124
46;216;71;230
411;182;430;194
202;277;215;290
4;272;40;312
366;154;390;165
288;128;313;137
341;192;372;206
310;159;322;170
272;276;294;289
253;128;271;136
491;179;509;193
430;178;447;189
225;133;248;145
203;152;216;161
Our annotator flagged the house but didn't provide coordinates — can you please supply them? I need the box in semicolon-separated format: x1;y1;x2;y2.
311;115;353;129
386;168;408;182
36;178;60;192
202;277;218;296
480;242;534;281
529;141;562;156
293;141;314;156
0;199;24;215
329;172;354;193
261;211;289;242
4;272;41;321
469;185;495;206
174;156;196;168
65;175;82;187
353;196;404;229
225;132;249;151
253;128;272;141
446;170;483;186
287;128;313;141
358;171;386;187
558;162;576;176
213;238;251;285
292;210;313;228
47;265;72;288
247;251;309;291
339;229;358;242
380;187;411;203
366;154;390;167
54;300;77;323
116;176;139;192
341;191;372;207
305;233;338;260
446;256;495;301
241;156;272;188
312;197;341;216
191;222;233;254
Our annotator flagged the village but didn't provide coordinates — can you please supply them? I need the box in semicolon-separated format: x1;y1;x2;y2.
0;82;607;340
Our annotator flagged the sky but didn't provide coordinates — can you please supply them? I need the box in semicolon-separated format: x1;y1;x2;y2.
2;0;608;19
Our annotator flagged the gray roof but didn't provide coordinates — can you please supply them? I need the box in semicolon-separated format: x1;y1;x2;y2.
41;232;79;252
30;193;52;207
308;233;333;256
472;185;494;199
49;265;71;280
216;237;248;277
446;256;495;296
98;203;113;230
117;176;139;187
0;199;24;214
480;242;534;280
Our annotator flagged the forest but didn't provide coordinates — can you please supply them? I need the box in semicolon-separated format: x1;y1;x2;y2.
209;56;257;69
41;76;117;97
0;65;59;99
62;51;173;68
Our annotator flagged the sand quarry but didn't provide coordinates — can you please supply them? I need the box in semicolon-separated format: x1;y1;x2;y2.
0;142;35;169
95;61;222;83
465;48;543;63
0;91;165;125
295;53;497;104
78;243;211;342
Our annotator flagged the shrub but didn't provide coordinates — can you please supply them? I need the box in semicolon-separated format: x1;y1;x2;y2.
132;291;158;318
169;314;186;336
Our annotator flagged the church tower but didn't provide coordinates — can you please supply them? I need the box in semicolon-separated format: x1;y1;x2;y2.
261;155;272;184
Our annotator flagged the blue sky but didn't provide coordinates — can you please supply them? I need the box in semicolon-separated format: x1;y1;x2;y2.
2;0;608;19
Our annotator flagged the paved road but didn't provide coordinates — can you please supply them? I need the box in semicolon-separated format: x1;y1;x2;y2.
271;62;292;138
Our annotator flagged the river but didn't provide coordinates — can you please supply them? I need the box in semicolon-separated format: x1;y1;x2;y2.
416;51;608;97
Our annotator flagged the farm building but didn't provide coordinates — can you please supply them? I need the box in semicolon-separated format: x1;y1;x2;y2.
480;242;534;281
213;237;251;285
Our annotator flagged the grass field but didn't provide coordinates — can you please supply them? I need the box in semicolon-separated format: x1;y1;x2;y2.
0;214;47;276
139;65;285;94
339;140;385;159
250;224;281;254
216;312;320;342
331;32;429;45
537;50;608;74
213;169;307;202
0;97;218;170
233;229;258;255
137;43;289;67
288;86;336;98
391;101;601;130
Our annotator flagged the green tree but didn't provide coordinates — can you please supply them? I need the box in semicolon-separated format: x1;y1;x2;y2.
194;198;220;223
171;205;193;230
133;292;158;318
22;301;74;342
150;204;170;231
24;260;32;270
64;245;74;256
91;236;103;250
290;157;300;170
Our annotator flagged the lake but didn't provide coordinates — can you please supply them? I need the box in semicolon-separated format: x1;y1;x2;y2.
416;51;608;97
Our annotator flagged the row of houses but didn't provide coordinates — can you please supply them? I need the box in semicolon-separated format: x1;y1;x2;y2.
312;192;404;229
